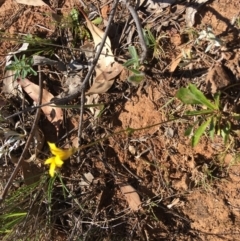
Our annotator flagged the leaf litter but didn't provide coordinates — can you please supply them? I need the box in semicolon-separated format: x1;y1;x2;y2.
0;0;240;240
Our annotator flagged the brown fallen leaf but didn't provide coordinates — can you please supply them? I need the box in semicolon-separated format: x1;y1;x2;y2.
15;0;47;6
120;184;142;211
18;78;63;130
169;47;192;73
86;62;123;94
78;7;123;94
169;52;182;73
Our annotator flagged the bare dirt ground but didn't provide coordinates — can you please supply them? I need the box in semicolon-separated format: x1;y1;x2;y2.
0;0;240;240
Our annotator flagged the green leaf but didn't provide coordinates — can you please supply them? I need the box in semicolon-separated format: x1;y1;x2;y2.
209;116;216;140
185;126;193;136
123;58;137;68
91;17;103;25
126;127;135;135
128;68;142;75
176;87;202;105
128;46;138;60
147;29;155;44
192;118;211;147
214;92;220;108
185;109;214;116
13;55;18;62
188;84;217;110
30;68;37;76
221;121;231;144
143;28;155;46
1;212;27;219
143;29;150;46
22;70;27;79
176;84;217;110
128;73;145;85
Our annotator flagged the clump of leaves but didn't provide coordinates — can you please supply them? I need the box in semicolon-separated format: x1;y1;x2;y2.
176;84;236;146
6;54;37;80
123;46;145;85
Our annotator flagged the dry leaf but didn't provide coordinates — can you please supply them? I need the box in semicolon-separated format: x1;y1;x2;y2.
18;78;63;130
86;79;115;95
86;62;123;94
86;94;100;117
15;0;48;6
120;184;142;211
2;70;23;98
169;47;192;73
78;8;123;94
169;52;182;73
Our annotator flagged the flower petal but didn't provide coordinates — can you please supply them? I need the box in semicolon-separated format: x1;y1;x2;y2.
55;155;64;167
47;142;75;160
48;142;62;156
49;162;56;177
44;157;55;165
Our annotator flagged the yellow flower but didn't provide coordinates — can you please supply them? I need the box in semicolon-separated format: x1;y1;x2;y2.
44;142;77;177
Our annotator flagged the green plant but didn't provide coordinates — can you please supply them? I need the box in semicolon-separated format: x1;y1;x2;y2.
58;8;90;43
192;163;217;191
176;84;236;147
6;54;37;80
123;46;145;85
143;28;168;59
195;26;222;52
